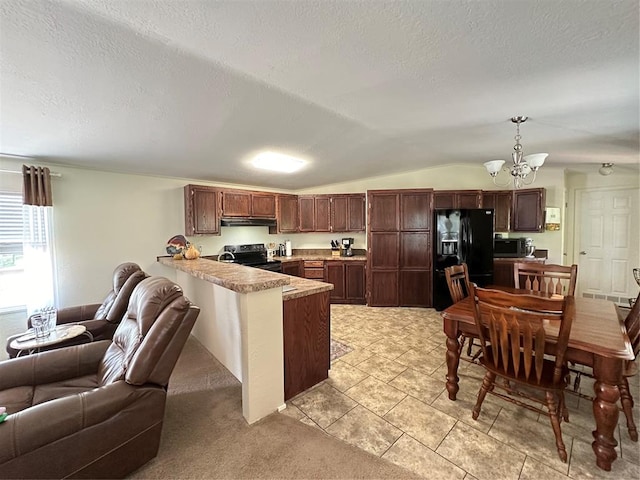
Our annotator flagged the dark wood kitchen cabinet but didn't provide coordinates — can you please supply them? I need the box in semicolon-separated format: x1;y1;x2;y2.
324;260;366;304
303;260;325;279
331;194;366;232
433;190;482;209
283;290;330;400
512;188;546;232
367;189;433;307
281;260;303;277
482;190;512;232
220;189;276;218
298;194;364;232
184;184;220;235
298;196;331;232
270;194;299;234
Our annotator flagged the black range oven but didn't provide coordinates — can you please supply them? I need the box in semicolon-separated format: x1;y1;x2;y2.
223;244;282;272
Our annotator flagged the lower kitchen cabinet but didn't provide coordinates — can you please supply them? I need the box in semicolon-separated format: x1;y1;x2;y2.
325;260;366;304
303;260;325;279
283;290;330;400
282;260;302;277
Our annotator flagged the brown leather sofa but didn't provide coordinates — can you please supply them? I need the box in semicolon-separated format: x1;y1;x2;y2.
0;276;200;479
6;262;146;358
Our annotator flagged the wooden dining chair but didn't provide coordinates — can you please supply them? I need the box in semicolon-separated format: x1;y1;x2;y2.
470;285;574;462
513;262;578;296
445;263;470;303
444;263;477;358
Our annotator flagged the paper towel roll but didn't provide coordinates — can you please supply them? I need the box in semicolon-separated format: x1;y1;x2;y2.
285;240;292;257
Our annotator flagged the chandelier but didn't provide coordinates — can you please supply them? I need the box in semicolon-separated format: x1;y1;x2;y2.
483;116;548;189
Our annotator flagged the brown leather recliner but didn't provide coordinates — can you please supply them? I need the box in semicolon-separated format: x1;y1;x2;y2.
0;276;200;479
6;262;146;358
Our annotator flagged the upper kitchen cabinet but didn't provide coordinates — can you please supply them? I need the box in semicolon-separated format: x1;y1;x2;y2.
482;190;512;232
270;194;299;234
331;194;366;232
298;195;330;232
298;194;364;232
512;188;546;232
184;184;220;236
433;190;482;209
220;189;276;218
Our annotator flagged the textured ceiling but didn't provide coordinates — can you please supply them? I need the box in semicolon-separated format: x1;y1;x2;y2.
1;0;638;189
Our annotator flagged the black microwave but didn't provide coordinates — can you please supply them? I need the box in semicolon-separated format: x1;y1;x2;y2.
494;238;527;257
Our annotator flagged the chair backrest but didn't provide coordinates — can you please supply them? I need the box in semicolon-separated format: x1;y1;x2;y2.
445;263;471;303
94;262;147;323
471;285;574;385
98;276;200;388
625;292;640;358
513;262;578;296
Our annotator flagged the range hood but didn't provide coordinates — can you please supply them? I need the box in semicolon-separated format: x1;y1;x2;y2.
220;217;277;227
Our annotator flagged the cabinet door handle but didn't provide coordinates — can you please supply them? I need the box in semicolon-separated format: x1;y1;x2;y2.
579;251;587;255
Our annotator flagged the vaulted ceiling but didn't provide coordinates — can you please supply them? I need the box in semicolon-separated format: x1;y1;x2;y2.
1;0;638;189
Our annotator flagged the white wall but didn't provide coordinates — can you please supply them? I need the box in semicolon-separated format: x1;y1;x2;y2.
2;156;637;307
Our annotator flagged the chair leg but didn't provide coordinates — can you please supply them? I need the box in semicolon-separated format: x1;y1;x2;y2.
619;377;638;442
559;391;569;422
473;371;495;420
458;335;466;357
545;391;568;462
573;371;581;392
466;337;474;357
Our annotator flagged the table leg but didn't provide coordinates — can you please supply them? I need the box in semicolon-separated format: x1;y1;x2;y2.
444;321;461;400
591;356;622;471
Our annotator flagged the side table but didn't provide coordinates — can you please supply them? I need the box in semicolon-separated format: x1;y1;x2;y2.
10;324;93;357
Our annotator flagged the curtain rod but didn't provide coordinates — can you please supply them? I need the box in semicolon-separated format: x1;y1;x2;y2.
0;168;62;177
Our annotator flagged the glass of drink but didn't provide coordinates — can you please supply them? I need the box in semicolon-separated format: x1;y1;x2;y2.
31;314;50;338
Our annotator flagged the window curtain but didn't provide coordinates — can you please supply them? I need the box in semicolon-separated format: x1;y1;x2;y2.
22;165;53;207
22;165;55;314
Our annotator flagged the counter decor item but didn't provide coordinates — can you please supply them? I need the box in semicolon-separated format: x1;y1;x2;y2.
166;235;189;259
183;244;201;260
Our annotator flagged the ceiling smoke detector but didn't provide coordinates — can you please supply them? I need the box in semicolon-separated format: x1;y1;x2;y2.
598;163;614;176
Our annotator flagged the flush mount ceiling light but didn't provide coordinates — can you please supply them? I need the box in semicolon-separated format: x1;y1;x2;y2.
483;116;548;189
598;162;614;176
251;151;306;173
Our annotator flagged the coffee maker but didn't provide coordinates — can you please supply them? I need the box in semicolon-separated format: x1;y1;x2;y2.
341;238;354;257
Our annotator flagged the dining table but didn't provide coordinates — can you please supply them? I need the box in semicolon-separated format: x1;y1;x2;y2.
441;286;635;471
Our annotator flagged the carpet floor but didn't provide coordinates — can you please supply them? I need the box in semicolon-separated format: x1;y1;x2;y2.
130;335;420;479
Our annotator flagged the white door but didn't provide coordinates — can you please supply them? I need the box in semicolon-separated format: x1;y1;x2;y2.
576;188;639;303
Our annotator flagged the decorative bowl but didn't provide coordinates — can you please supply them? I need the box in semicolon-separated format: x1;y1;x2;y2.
166;235;189;256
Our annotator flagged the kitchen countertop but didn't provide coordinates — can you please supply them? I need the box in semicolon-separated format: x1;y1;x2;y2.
157;256;332;299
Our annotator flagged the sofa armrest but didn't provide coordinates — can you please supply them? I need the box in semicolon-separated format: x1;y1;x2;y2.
0;341;110;390
54;303;103;325
0;381;166;465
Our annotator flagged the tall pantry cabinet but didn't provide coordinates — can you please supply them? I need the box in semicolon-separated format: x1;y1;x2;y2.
367;189;433;307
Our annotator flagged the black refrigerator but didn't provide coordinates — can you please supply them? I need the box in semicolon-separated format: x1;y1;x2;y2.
433;208;494;311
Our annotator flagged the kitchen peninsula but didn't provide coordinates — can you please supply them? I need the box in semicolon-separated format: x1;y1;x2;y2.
157;257;333;424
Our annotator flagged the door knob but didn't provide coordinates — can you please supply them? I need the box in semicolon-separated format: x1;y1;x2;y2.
579;251;587;255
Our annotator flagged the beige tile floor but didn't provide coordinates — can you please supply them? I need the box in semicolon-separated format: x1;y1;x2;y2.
282;305;640;480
